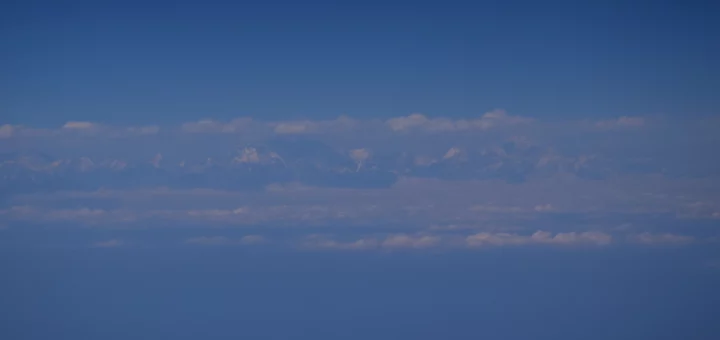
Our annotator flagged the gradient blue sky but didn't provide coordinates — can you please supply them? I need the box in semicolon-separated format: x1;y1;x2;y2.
2;1;720;339
2;0;719;126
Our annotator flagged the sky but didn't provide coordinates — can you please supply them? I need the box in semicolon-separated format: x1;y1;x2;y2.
2;1;720;339
2;0;719;126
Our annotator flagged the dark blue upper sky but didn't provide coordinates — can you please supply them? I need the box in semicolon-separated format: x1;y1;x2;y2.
2;0;718;126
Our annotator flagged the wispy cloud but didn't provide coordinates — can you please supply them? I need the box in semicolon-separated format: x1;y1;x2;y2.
595;116;645;129
185;235;266;246
627;232;695;245
302;235;380;250
62;121;99;130
91;239;125;248
181;118;255;133
386;109;532;132
302;230;614;251
302;233;447;251
466;231;613;247
126;126;160;135
0;124;15;138
5;110;664;140
3;111;719;252
270;116;359;134
382;234;443;249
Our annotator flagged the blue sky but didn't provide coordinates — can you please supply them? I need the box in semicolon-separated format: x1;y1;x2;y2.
2;0;719;126
2;1;720;339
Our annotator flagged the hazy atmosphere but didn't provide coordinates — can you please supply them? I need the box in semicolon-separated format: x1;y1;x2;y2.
2;1;720;339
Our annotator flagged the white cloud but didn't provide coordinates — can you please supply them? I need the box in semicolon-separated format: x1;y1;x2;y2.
234;147;261;163
150;153;163;168
306;230;612;251
127;125;160;135
534;231;613;245
185;236;233;245
185;235;266;246
465;232;530;246
304;233;447;251
534;204;554;212
274;122;313;134
63;121;99;129
386;110;533;132
350;148;370;162
595;116;645;129
181;119;221;133
303;235;379;250
382;234;441;249
469;205;524;213
240;235;266;245
270;116;358;134
466;230;612;247
180;116;360;135
186;209;235;218
181;118;254;133
349;148;371;170
443;147;462;159
3;122;160;137
387;113;443;131
6;206;140;224
628;232;694;245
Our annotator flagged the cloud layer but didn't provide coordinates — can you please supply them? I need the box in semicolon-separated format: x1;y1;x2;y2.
2;111;719;252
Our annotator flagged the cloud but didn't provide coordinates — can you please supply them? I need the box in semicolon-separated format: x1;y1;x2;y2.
273;122;314;134
127;126;160;135
443;147;463;159
91;239;124;248
595;116;645;129
386;113;446;132
48;207;106;220
534;204;554;212
179;116;359;135
270;116;358;134
628;232;695;245
536;231;613;245
466;230;613;247
677;202;720;219
303;235;380;250
63;121;99;129
6;206;138;224
302;233;446;251
386;109;532;132
185;235;266;246
240;235;266;245
349;148;370;162
54;121;163;137
381;234;441;249
181;118;254;133
234;147;261;163
0;124;15;138
181;119;223;133
0;122;163;138
304;230;616;251
349;148;371;170
185;236;235;245
469;205;524;213
3;110;720;249
7;171;720;228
